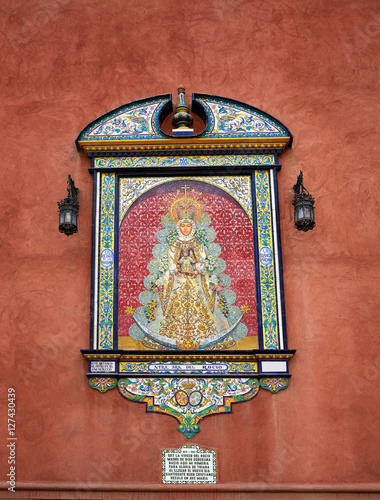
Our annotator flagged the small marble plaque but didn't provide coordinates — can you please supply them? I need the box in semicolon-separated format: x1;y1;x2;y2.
90;361;116;373
162;445;216;484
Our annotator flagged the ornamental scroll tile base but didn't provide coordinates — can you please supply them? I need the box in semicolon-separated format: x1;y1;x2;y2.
118;377;260;439
89;377;260;439
88;376;290;436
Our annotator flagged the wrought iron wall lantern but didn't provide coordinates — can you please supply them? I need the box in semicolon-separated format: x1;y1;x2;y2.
57;174;79;236
292;170;315;232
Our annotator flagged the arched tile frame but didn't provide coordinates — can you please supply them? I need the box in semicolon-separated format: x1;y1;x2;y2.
77;92;295;438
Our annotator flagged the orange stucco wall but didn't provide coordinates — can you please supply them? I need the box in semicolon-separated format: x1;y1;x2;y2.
1;0;379;498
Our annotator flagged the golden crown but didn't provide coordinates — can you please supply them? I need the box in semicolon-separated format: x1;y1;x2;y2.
181;380;196;389
169;185;202;223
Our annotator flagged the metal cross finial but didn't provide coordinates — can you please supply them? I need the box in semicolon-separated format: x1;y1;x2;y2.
181;184;189;200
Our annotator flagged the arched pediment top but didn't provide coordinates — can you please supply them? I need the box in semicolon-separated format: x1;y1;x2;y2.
76;94;173;147
192;94;292;143
76;92;292;157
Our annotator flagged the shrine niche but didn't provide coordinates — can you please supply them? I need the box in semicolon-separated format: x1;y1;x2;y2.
118;179;257;351
76;87;295;438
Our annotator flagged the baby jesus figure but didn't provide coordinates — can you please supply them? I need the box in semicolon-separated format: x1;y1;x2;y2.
176;250;198;278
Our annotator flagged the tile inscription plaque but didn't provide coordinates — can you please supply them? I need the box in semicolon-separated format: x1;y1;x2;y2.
162;445;217;484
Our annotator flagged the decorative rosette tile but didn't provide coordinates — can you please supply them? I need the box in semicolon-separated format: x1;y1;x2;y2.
260;377;289;393
89;377;118;393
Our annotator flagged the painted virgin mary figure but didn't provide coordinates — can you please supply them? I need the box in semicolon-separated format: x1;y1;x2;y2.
131;188;246;350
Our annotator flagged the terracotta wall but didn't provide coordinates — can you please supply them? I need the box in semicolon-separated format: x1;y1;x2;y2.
1;0;379;498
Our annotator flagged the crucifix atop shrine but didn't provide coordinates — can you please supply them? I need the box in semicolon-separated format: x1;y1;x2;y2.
181;184;190;200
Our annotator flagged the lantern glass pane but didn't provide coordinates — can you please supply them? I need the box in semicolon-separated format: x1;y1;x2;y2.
64;210;72;224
